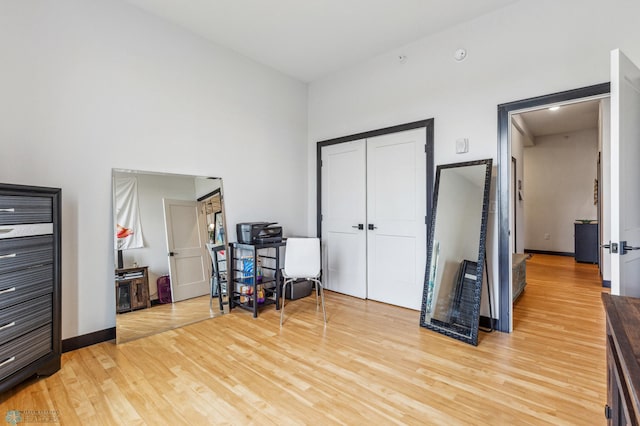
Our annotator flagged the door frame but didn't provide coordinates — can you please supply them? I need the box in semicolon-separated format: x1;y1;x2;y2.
316;119;435;239
497;83;610;332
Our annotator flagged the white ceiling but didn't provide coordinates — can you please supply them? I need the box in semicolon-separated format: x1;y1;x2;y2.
517;99;601;138
123;0;521;82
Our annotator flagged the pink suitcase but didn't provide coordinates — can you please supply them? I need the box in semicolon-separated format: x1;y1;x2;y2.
157;275;172;304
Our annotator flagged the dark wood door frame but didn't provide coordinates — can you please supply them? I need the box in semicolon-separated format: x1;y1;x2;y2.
496;83;610;332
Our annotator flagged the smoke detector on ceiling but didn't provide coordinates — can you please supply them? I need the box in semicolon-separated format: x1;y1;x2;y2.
454;48;467;62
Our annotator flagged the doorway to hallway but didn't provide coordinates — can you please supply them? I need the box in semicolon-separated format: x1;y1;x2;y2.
497;83;611;332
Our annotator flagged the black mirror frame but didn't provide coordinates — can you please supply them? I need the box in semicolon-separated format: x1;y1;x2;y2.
419;159;493;346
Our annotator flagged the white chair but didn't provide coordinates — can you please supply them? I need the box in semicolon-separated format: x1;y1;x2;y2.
280;238;327;326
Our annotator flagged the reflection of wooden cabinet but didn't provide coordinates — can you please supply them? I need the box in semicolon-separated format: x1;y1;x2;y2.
115;267;150;314
602;294;640;425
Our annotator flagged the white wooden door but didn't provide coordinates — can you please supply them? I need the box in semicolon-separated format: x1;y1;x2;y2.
610;49;640;297
321;140;367;298
164;199;210;302
366;128;427;310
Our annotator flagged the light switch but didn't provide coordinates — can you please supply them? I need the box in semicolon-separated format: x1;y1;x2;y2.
456;138;469;154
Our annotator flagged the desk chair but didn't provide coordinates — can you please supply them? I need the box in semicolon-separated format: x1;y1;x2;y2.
280;238;327;326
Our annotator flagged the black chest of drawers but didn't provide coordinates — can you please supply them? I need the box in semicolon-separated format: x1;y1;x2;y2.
0;183;61;393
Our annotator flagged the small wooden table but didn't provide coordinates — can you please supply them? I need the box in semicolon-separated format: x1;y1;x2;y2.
115;266;151;314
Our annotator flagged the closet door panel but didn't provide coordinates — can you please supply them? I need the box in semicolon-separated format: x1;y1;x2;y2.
366;128;427;310
369;234;417;307
321;140;367;299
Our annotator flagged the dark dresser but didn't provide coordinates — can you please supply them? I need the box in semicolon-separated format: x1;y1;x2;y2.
602;293;640;425
0;183;61;392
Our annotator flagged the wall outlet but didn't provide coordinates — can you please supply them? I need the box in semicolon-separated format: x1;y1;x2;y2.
544;233;551;240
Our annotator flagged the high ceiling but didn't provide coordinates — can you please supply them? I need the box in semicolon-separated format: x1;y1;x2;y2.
517;99;601;138
123;0;520;82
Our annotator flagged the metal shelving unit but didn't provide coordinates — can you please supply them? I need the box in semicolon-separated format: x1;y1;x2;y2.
228;241;285;318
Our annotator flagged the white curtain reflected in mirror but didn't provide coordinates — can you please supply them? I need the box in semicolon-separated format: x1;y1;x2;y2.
113;169;228;344
420;160;492;346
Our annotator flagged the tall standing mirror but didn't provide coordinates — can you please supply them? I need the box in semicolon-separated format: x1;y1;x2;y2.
113;169;228;344
420;159;492;346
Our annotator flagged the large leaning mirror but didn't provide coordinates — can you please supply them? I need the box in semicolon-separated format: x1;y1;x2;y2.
112;169;228;344
420;159;492;346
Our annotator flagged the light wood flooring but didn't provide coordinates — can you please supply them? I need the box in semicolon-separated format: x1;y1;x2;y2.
0;255;607;425
116;295;224;344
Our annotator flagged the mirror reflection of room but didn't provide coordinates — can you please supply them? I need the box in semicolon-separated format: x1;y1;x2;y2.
113;169;228;344
421;160;492;345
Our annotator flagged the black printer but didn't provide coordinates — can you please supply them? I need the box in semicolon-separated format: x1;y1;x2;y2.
236;222;283;244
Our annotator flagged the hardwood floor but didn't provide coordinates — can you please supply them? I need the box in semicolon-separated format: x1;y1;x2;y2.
0;255;607;425
116;295;224;344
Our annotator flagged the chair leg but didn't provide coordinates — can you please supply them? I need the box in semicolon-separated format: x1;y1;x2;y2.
280;279;291;327
312;278;327;324
314;279;319;306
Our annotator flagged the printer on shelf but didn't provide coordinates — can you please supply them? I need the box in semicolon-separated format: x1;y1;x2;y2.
236;222;283;244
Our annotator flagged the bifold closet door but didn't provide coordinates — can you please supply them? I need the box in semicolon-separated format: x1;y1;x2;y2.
320;140;367;298
321;128;427;309
366;128;426;310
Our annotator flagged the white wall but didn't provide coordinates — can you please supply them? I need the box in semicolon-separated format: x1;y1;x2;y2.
0;0;308;339
308;0;640;319
523;129;598;252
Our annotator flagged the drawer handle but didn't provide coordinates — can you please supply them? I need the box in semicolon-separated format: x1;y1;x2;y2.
0;357;15;368
0;209;15;213
0;229;14;235
0;321;15;331
0;287;16;295
0;253;16;260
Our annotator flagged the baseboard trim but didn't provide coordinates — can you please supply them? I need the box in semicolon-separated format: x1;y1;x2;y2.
479;315;498;331
62;327;116;353
602;280;611;289
524;249;574;257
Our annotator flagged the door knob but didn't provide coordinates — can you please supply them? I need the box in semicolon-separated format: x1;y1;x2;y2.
351;224;364;230
168;252;178;257
368;224;378;230
621;241;640;255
